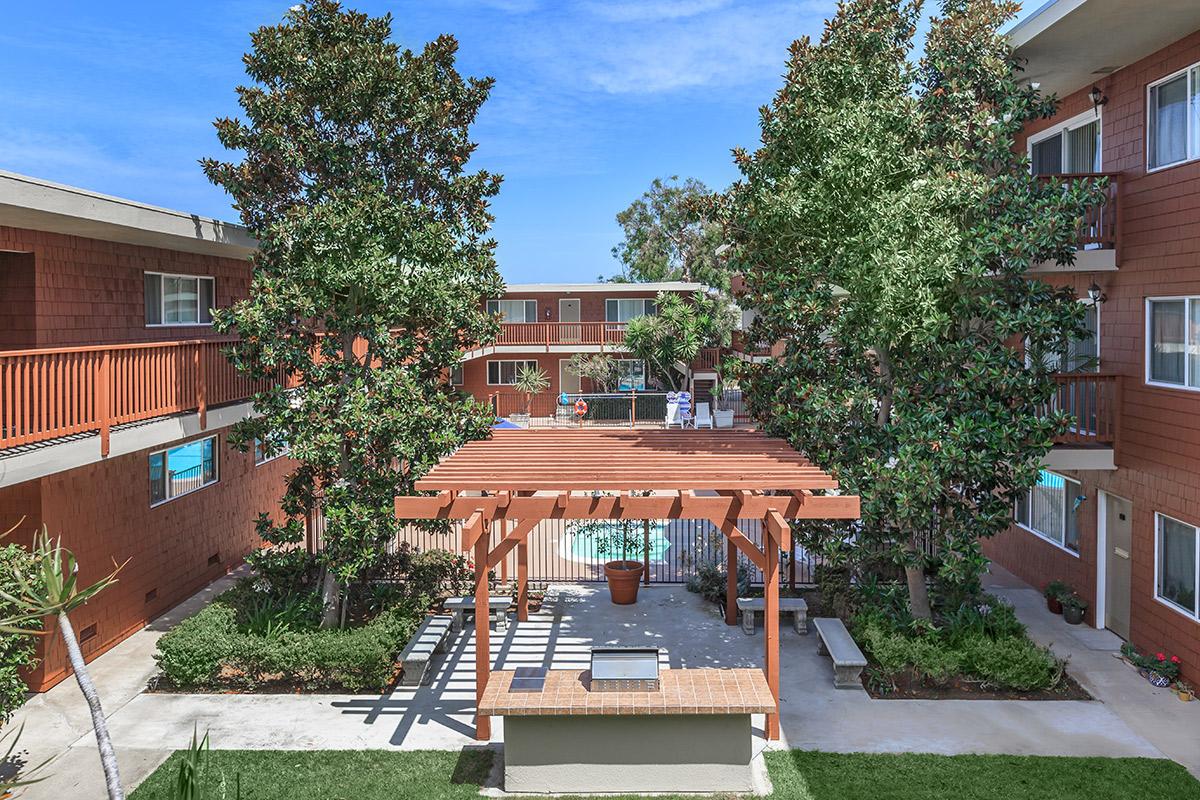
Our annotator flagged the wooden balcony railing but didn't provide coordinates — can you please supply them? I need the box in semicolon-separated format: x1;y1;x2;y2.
0;338;282;457
496;322;627;348
1039;172;1122;254
1047;373;1121;454
693;348;723;371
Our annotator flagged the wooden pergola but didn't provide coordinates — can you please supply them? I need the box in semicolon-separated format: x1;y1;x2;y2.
394;429;860;741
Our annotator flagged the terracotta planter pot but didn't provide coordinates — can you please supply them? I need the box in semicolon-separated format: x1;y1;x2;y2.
604;560;645;605
1046;596;1063;614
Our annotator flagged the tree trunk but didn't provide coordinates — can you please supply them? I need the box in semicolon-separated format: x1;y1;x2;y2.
58;612;124;800
902;537;932;620
319;568;340;628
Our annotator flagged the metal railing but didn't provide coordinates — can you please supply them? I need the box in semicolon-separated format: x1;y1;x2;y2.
1039;172;1121;253
496;322;627;348
1046;373;1121;452
490;391;670;428
0;338;282;456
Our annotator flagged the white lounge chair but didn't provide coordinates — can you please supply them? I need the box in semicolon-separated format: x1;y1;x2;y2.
665;401;683;428
694;402;713;429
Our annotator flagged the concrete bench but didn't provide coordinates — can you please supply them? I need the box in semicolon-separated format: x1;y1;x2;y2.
443;596;511;633
736;596;808;635
398;614;453;687
812;617;867;689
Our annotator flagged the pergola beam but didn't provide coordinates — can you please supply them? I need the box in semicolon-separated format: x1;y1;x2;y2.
710;517;765;571
487;518;538;569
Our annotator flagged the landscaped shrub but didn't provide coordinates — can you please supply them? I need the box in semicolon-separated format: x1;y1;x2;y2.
405;549;474;602
0;543;40;723
686;561;751;607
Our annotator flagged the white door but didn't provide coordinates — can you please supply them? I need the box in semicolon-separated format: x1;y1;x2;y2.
1103;493;1132;640
559;298;581;343
559;359;581;394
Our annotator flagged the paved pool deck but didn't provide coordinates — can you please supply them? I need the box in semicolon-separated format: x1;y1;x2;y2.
11;565;1196;799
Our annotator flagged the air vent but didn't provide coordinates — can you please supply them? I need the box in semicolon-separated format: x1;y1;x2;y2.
145;588;158;603
208;552;220;566
1092;66;1120;74
590;647;660;692
79;623;98;644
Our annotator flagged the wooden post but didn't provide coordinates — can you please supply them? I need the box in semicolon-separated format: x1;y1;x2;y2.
788;539;796;592
517;540;529;622
474;520;492;741
98;350;111;457
764;513;782;741
725;537;737;626
196;343;208;430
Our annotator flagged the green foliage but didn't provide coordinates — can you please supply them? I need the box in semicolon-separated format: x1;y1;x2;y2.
1044;580;1070;601
404;549;475;603
0;543;41;723
0;526;125;625
174;728;210;800
566;353;620;393
201;0;503;598
513;364;550;414
685;561;752;607
610;176;729;289
723;0;1107;614
624;291;737;391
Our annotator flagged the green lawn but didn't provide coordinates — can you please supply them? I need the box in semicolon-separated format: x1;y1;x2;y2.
129;748;1200;800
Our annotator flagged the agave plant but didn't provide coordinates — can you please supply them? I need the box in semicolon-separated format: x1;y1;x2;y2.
0;526;126;800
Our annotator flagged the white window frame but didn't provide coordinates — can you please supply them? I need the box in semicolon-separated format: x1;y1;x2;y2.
614;359;646;391
149;435;219;506
145;271;215;327
486;299;538;323
487;359;538;386
1153;512;1200;621
254;435;291;466
605;297;656;323
1147;62;1200;172
1014;469;1082;557
1144;296;1200;392
1027;108;1103;174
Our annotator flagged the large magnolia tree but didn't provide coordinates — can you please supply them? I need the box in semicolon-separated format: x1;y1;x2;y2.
203;0;502;623
724;0;1104;616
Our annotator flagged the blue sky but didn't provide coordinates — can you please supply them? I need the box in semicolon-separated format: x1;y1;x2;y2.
0;1;1037;284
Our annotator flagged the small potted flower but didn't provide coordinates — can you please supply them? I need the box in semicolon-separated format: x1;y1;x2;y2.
1175;680;1194;702
1061;593;1087;625
1044;580;1070;614
1147;653;1181;688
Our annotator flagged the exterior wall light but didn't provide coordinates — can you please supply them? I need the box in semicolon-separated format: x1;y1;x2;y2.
1087;282;1107;305
1089;86;1108;115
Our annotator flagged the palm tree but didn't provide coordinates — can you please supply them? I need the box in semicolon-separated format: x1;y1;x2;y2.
0;527;126;800
513;364;550;417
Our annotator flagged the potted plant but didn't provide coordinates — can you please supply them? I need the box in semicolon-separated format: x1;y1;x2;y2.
1147;652;1181;688
574;515;647;605
1044;580;1069;614
511;364;550;428
1061;593;1087;625
1175;680;1194;702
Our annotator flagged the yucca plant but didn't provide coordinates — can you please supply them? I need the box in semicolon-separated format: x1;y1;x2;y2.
0;724;50;794
513;365;550;416
173;727;210;800
0;526;127;800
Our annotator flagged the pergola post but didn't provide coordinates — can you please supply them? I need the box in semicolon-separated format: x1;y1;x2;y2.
517;540;529;622
764;513;783;741
725;538;737;626
474;516;492;741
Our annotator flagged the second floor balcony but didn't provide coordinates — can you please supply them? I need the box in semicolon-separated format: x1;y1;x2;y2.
1043;372;1121;471
495;322;628;349
1032;172;1121;272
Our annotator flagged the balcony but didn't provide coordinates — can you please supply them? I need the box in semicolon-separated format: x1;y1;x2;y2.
1031;172;1121;273
1043;373;1121;471
0;339;279;457
496;322;627;348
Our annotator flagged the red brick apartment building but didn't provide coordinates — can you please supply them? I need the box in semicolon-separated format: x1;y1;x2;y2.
983;0;1200;682
0;170;289;690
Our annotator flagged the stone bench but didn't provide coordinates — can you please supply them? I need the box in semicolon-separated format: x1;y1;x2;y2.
443;596;511;633
736;596;808;635
812;617;867;689
398;614;453;687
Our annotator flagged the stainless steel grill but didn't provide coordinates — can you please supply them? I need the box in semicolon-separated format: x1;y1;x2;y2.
589;646;660;692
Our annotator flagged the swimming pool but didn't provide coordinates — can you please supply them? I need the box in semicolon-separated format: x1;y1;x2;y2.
565;521;672;562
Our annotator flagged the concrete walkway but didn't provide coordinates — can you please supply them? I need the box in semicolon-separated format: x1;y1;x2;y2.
11;569;1197;799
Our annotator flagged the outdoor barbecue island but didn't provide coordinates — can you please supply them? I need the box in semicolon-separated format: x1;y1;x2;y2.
478;663;776;794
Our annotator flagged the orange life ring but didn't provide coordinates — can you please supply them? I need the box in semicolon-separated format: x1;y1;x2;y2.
573;399;589;416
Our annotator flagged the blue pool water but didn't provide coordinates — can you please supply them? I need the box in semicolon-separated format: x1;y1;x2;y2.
566;522;672;562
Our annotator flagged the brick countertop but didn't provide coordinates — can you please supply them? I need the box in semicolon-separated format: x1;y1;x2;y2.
477;668;775;716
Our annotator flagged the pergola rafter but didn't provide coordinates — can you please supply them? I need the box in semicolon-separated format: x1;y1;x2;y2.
394;429;860;742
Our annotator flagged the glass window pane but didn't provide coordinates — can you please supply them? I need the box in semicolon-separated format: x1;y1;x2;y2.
605;299;617;322
163;276;199;324
1014;489;1030;528
616;360;646;391
525;300;537;322
1189;299;1200;388
449;365;463;385
144;274;162;325
1066;121;1100;173
1064;478;1081;552
1151;74;1188;168
201;437;216;483
1065;305;1099;373
1159;516;1197;614
1032;133;1063;175
1191;67;1200;159
488;362;499;384
1150;300;1186;384
199;278;214;324
493;299;532;323
1029;470;1065;545
149;452;166;504
486;300;499;316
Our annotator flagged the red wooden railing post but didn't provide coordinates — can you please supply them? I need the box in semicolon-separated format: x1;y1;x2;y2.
196;343;208;430
1112;375;1123;466
97;350;111;457
630;388;636;428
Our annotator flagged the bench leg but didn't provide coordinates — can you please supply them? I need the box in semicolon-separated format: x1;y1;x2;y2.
450;610;463;634
741;609;756;635
833;664;863;689
792;609;808;635
495;610;508;633
817;637;829;656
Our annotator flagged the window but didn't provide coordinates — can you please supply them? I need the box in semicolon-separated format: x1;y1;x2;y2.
1148;64;1200;170
145;272;215;326
605;298;656;323
150;436;217;505
254;434;290;466
1029;111;1101;175
486;299;537;323
1014;470;1081;553
449;364;464;386
487;359;538;385
1146;297;1200;389
615;359;646;391
1156;513;1198;618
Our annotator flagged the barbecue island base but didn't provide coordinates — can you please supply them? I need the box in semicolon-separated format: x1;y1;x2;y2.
478;668;775;794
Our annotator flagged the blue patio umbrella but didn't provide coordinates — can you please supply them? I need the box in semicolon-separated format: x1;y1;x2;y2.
492;418;523;430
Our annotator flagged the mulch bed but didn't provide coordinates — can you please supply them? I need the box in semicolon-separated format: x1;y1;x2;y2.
861;665;1092;700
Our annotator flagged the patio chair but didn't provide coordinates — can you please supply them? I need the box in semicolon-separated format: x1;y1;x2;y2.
693;402;713;429
665;401;683;428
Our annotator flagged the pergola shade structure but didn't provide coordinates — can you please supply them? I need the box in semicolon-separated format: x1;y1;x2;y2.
394;429;860;741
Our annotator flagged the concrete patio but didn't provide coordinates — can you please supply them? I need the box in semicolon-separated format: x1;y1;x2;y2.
16;565;1196;799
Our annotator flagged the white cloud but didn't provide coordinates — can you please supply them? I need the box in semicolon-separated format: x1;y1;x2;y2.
583;0;732;23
